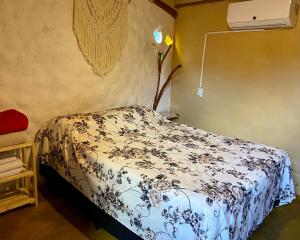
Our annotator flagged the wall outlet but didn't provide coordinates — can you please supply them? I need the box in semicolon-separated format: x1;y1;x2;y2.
197;87;204;97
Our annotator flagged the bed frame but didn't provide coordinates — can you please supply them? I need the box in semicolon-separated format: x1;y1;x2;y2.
40;165;142;240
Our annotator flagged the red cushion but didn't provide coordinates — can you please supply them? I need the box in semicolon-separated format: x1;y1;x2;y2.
0;109;28;135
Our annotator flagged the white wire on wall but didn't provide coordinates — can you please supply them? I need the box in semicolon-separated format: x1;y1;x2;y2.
198;29;265;97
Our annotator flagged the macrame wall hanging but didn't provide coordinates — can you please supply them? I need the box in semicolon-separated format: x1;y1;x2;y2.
73;0;129;76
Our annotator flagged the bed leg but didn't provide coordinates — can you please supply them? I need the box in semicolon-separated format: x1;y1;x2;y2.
93;213;104;230
94;218;103;230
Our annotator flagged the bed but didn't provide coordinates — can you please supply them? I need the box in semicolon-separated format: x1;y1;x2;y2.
35;105;295;240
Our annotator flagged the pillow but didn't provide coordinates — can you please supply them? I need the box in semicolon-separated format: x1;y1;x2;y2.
0;109;28;135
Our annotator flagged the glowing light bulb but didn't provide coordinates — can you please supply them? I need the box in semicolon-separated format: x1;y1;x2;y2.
153;30;163;44
165;35;173;46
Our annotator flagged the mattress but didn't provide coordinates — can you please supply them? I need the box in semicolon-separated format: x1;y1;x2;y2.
35;105;295;240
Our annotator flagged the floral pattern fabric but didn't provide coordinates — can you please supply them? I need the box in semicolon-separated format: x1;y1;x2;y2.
35;105;295;240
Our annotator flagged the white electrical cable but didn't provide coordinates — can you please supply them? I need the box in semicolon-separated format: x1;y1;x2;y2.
199;29;265;90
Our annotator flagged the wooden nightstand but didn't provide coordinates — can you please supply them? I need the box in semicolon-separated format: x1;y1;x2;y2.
160;111;179;121
0;142;38;213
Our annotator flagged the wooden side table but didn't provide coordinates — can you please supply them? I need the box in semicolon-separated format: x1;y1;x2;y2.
160;111;179;121
0;142;38;213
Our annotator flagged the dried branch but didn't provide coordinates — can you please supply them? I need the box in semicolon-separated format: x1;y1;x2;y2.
153;64;182;110
161;44;172;65
153;56;162;108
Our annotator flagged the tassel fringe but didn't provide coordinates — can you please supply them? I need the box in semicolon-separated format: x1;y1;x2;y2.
73;0;128;76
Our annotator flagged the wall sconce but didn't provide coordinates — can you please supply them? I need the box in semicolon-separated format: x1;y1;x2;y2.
152;29;173;51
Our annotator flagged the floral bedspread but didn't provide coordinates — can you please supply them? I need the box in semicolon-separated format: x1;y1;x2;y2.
35;105;295;240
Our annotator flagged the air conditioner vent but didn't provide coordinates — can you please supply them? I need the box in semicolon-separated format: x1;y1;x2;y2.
227;0;298;30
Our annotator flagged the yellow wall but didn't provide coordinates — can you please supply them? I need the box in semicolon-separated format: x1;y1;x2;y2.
171;1;300;193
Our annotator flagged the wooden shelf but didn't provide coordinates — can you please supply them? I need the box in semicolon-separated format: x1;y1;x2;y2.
0;170;34;184
0;141;38;213
0;142;33;153
0;191;36;214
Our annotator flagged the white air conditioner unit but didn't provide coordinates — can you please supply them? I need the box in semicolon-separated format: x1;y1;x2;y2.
227;0;299;30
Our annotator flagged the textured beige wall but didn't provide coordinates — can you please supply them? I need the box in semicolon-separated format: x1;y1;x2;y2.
171;1;300;193
0;0;174;141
